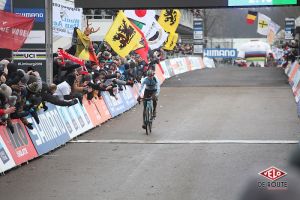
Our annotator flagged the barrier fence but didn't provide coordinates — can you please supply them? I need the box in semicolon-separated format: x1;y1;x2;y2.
285;61;300;102
0;56;206;174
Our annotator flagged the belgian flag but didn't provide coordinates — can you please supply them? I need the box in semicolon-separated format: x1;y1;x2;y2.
246;11;257;25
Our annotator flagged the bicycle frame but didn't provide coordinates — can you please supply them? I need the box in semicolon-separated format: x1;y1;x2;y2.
142;97;153;134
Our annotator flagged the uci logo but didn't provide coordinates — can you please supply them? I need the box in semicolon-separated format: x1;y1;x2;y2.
24;53;36;59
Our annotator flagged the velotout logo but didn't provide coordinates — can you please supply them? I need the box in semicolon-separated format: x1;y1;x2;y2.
258;166;288;190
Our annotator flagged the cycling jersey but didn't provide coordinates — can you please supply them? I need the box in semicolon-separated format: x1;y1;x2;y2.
139;76;160;96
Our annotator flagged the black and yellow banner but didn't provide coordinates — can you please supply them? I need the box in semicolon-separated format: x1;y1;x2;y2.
158;9;181;33
105;11;142;58
163;32;178;51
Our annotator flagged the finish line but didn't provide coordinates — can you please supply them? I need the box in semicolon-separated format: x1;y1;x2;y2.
70;140;300;144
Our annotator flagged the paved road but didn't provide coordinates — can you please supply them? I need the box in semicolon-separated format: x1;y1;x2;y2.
1;66;300;200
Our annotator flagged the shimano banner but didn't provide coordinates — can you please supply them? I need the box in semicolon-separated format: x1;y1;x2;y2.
204;48;238;58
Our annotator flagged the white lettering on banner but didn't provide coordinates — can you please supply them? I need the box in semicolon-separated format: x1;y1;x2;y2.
0;27;29;37
15;12;43;18
204;49;237;58
28;110;66;146
16;148;28;158
12;28;29;37
0;26;10;33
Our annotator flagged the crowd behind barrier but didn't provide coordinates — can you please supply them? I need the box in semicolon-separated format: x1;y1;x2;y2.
0;56;207;174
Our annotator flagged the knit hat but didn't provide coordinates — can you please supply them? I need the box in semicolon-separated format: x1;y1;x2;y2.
0;84;12;97
17;69;30;84
27;82;40;93
0;59;9;74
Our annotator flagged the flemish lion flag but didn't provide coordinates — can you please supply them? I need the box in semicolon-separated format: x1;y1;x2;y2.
105;11;142;58
158;9;181;33
246;11;257;25
163;32;178;51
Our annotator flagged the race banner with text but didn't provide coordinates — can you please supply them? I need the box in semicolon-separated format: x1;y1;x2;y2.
101;91;127;118
119;87;138;110
53;0;82;37
0;10;34;50
0;120;38;165
26;103;71;155
82;97;103;126
56;103;93;139
0;136;16;173
93;97;112;123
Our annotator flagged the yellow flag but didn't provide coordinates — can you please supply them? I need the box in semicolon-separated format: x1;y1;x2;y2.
158;9;181;33
163;32;178;50
75;28;91;60
105;11;141;58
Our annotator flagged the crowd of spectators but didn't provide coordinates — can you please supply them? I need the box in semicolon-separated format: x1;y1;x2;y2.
167;43;193;57
0;41;167;134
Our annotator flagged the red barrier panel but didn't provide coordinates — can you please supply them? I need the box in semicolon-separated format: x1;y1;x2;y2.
0;120;38;165
155;64;166;84
93;97;112;123
185;57;193;71
82;97;103;126
288;62;300;83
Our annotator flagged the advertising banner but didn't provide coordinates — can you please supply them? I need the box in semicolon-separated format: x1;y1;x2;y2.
101;91;126;118
12;0;48;80
204;48;238;58
56;103;93;139
292;70;300;93
164;60;176;77
288;62;300;85
285;18;295;40
0;136;16;173
53;0;82;37
93;97;112;123
287;61;297;78
82;97;103;126
26;103;70;155
189;57;202;70
155;64;166;84
120;87;137;110
0;120;38;165
159;61;171;79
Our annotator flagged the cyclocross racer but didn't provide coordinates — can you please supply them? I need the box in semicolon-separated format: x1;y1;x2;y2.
138;70;160;129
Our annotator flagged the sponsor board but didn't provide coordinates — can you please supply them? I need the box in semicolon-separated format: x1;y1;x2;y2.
159;61;171;79
93;97;112;123
120;87;137;110
13;51;46;60
14;8;45;23
56;103;93;139
82;97;103;126
0;120;38;165
24;30;45;44
204;48;238;58
0;136;16;173
101;91;126;118
26;103;71;155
